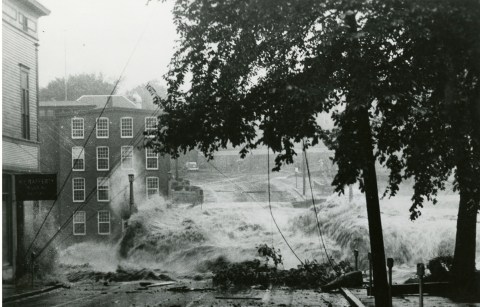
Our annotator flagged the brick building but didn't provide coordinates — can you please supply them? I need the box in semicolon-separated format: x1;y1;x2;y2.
39;95;170;244
2;0;50;282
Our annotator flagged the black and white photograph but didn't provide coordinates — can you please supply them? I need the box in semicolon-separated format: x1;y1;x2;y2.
2;0;480;306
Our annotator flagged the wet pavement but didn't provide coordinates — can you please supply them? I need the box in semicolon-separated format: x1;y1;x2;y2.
4;280;351;307
349;288;480;307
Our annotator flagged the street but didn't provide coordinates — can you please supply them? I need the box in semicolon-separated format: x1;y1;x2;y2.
4;280;351;307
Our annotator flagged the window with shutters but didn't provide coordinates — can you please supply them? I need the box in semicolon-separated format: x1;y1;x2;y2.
20;69;30;140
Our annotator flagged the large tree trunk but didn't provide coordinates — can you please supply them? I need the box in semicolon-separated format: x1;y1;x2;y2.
451;185;478;293
359;107;389;306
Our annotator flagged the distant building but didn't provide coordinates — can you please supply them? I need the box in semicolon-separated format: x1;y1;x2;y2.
2;0;50;282
39;95;170;244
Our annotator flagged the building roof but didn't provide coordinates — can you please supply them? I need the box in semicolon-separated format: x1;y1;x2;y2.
18;0;50;16
40;95;141;109
76;95;140;109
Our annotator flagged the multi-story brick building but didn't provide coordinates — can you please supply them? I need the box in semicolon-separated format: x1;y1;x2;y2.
2;0;50;282
39;95;170;244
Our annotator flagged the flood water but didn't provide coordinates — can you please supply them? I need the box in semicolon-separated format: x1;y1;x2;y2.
58;168;480;285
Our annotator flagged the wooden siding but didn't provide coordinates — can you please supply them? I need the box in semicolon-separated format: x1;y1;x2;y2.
2;21;38;141
2;139;39;171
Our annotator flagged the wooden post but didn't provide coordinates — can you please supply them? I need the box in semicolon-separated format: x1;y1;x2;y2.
417;263;425;307
387;258;394;307
302;150;306;196
368;252;373;295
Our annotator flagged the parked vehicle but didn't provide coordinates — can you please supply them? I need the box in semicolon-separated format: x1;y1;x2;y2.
185;162;199;171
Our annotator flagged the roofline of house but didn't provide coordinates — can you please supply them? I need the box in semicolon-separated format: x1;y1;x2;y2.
20;0;50;16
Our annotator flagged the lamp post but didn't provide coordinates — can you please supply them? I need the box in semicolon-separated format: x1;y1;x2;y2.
129;174;134;215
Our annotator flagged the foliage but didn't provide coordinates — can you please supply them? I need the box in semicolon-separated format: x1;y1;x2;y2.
153;0;480;291
40;73;116;101
256;244;282;268
154;0;479;212
426;256;453;282
212;257;353;289
123;80;167;110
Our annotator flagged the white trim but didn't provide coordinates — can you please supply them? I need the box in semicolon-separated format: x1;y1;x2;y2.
146;176;159;198
72;146;85;171
145;148;158;170
71;118;84;139
72;177;85;202
73;211;86;235
121;146;134;170
144;116;157;138
96;117;109;139
97;210;111;235
120;117;133;138
97;177;110;202
96;146;109;171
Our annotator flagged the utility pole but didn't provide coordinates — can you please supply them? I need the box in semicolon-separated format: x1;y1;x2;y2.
345;10;389;306
302;148;306;196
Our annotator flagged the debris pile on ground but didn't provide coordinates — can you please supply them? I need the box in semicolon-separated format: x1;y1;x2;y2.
211;245;353;289
65;265;173;283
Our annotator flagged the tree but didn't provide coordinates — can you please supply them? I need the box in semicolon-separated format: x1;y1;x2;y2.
370;1;480;293
123;80;167;110
152;1;390;304
151;0;480;301
39;73;116;101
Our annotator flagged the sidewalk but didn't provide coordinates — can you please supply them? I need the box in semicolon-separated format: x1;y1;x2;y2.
349;288;480;307
2;283;64;303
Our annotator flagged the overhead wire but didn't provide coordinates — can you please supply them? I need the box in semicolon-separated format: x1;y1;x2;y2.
200;152;304;265
267;146;304;265
303;140;338;273
34;106;162;259
27;13;154;255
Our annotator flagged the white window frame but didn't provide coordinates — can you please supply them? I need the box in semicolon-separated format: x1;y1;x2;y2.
120;117;133;138
145;148;158;170
121;146;134;170
98;211;111;235
96;146;109;171
71;118;84;139
145;117;157;138
97;177;110;202
73;211;86;235
96;117;109;138
146;177;159;199
72;146;85;171
72;178;85;202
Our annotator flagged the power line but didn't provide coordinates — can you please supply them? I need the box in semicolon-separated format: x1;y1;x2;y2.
34;106;162;258
303;141;338;273
201;153;304;265
27;17;153;254
267;147;304;265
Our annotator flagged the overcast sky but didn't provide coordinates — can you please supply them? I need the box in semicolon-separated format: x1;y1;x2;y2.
38;0;177;92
